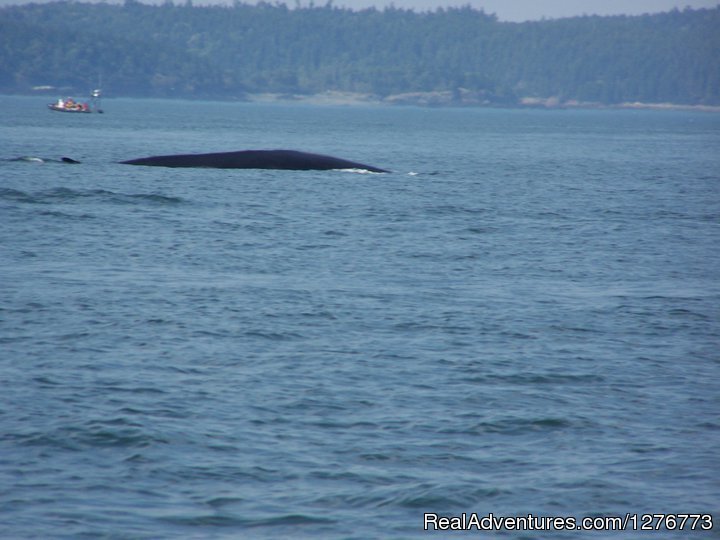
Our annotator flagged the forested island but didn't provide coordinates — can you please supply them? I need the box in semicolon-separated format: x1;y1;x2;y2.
1;1;718;107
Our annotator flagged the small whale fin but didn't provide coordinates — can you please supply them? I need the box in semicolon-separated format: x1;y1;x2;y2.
61;157;81;164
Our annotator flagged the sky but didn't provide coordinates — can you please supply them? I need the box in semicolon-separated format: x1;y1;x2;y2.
332;0;720;20
328;0;720;22
0;0;718;20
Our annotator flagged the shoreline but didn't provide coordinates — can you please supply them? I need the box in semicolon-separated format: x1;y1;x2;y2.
248;91;720;112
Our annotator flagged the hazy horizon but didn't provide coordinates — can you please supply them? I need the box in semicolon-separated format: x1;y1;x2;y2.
1;0;718;21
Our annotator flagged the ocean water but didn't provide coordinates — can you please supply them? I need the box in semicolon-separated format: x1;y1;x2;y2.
1;95;718;539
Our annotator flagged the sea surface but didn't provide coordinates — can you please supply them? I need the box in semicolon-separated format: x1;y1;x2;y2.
1;95;719;539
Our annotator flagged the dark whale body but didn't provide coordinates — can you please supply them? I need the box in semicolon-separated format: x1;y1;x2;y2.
120;149;388;173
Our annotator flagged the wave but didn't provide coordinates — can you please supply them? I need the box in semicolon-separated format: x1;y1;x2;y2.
159;512;334;528
0;187;185;206
6;421;169;451
334;167;376;174
439;416;574;436
311;481;504;510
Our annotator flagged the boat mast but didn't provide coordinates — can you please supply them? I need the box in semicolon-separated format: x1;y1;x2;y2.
91;72;103;113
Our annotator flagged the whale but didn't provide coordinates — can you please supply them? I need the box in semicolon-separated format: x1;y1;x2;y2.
5;156;80;164
120;149;388;173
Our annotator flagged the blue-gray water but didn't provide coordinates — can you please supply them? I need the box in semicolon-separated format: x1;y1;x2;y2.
1;95;719;539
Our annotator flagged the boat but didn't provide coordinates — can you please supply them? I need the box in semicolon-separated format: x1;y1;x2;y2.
48;97;92;113
48;89;103;113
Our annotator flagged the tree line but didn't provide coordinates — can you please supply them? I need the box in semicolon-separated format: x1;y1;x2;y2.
0;1;718;105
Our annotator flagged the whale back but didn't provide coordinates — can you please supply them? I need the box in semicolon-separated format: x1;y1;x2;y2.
120;149;388;173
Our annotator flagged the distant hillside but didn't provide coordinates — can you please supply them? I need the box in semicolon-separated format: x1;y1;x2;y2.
1;2;718;106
